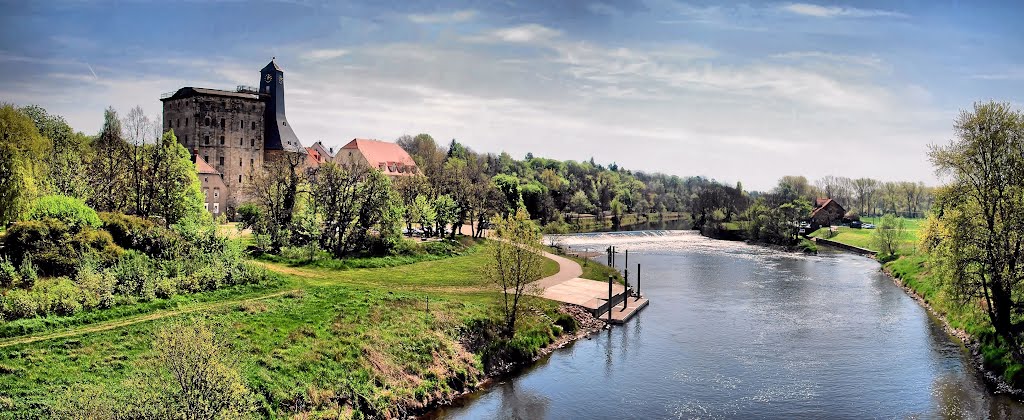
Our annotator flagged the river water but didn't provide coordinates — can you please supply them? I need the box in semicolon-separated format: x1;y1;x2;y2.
435;230;1024;419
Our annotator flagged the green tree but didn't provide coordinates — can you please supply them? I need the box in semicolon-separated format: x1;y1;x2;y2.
433;194;458;238
872;214;905;257
150;129;209;227
485;207;544;337
0;104;48;224
925;101;1024;350
20;105;92;199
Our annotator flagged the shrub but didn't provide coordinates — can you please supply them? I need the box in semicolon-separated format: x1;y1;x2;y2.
1;219;122;277
99;212;181;258
27;195;102;230
45;277;83;316
0;257;19;288
17;255;38;288
2;289;39;319
76;267;115;310
235;203;262;230
154;277;177;299
111;251;156;298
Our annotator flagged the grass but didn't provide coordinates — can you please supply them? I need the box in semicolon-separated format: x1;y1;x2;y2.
0;239;568;418
810;217;925;253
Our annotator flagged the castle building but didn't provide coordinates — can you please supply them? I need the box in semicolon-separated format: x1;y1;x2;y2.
161;59;306;214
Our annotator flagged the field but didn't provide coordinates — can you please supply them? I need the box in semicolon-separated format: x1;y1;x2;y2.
810;216;925;253
0;239;565;418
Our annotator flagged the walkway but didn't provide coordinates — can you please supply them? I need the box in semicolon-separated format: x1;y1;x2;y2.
532;250;648;324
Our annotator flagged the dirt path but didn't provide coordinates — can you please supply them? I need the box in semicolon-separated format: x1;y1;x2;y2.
0;288;298;349
530;250;584;290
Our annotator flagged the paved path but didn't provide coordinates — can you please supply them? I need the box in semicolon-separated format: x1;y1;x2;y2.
532;250;584;289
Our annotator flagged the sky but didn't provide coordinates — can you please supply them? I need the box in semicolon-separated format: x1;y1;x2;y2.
1;0;1022;191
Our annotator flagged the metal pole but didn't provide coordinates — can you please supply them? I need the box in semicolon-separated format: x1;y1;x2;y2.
608;275;613;323
623;249;629;310
637;263;641;297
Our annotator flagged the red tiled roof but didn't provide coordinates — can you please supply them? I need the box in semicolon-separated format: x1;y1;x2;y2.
341;138;417;169
195;154;220;175
305;147;322;168
810;198;844;218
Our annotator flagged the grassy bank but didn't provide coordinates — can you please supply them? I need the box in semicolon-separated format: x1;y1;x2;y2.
809;217;924;253
810;219;1024;389
0;239;569;418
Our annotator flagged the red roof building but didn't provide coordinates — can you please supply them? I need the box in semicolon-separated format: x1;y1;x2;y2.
195;154;228;216
337;138;419;176
810;198;845;227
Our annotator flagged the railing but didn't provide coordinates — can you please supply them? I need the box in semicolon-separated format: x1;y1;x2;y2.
236;85;258;94
159;91;176;99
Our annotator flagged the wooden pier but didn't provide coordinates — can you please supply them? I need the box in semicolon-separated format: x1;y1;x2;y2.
533;248;650;324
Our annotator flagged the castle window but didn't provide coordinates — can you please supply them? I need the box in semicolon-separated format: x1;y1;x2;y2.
184;135;188;143
204;155;209;163
250;159;254;166
239;138;243;146
204;117;210;127
239;158;242;167
177;118;180;127
219;156;224;166
240;121;245;129
238;175;242;183
250;139;255;147
185;118;189;126
213;203;220;214
219;136;224;145
251;121;256;130
204;136;209;145
220;118;225;129
167;119;171;128
214;189;219;199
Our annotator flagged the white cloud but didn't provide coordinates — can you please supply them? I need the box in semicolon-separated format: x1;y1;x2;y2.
780;3;908;18
475;24;562;44
301;48;349;61
407;9;477;24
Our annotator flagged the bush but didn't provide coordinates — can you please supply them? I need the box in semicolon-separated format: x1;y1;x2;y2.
111;251;156;299
235;203;262;230
154;277;177;299
100;212;181;258
17;255;38;288
1;219;123;277
0;257;19;288
27;195;102;230
2;289;39;319
76;267;115;309
45;278;83;316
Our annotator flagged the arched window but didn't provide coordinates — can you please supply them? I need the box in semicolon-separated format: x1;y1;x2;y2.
204;117;210;127
240;121;244;129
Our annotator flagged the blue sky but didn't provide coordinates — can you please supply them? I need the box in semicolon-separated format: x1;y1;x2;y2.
2;0;1022;190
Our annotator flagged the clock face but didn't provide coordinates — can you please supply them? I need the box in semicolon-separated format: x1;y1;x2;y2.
265;74;272;83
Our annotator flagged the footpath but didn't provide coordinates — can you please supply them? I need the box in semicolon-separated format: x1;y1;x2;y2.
532;249;648;325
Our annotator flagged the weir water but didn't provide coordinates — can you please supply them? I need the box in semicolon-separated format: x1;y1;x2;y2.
435;229;1024;419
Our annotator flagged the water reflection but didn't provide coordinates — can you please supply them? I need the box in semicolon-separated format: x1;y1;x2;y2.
436;230;1024;419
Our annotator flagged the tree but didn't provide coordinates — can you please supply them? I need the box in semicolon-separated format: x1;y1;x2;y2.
0;104;47;225
925;101;1024;350
309;161;365;256
433;194;458;238
149;130;208;227
20;105;91;200
851;178;879;215
89;107;130;212
873;214;905;257
485;207;544;337
245;151;306;249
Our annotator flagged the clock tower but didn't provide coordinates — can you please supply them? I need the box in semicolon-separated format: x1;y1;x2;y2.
259;58;304;153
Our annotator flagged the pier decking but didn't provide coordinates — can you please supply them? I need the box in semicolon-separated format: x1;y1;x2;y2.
533;250;649;324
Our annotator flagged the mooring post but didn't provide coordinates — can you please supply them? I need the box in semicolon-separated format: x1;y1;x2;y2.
637;263;641;298
623;250;629;309
608;274;613;323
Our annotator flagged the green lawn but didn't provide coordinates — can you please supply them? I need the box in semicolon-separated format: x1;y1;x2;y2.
810;217;925;253
0;240;566;418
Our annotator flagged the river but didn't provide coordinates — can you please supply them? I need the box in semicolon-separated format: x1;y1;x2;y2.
434;229;1024;419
